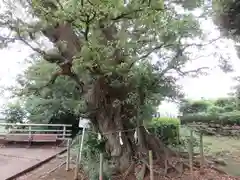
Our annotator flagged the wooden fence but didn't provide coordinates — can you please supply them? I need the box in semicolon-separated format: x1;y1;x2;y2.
0;123;72;141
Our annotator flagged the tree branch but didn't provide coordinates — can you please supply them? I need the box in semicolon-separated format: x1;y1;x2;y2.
31;69;84;94
111;5;164;21
175;67;209;77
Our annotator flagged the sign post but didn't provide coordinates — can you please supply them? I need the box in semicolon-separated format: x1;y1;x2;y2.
74;118;90;180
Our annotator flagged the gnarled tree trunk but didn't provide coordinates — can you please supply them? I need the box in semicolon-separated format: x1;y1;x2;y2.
85;77;169;174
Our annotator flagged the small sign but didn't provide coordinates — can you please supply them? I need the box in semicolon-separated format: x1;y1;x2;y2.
78;118;90;128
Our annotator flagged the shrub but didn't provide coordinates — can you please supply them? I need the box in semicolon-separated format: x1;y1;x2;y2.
148;117;180;145
180;99;212;115
207;106;225;114
219;111;240;125
178;126;200;152
180;111;240;125
72;133;111;180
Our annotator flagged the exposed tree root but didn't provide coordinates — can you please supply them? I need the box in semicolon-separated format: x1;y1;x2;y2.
135;163;146;180
132;144;229;180
123;162;135;180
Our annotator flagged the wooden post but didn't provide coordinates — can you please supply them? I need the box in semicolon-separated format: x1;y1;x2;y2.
99;153;103;180
66;139;71;171
28;125;32;139
63;126;66;139
149;150;154;180
188;130;194;180
177;124;180;145
200;133;204;174
190;130;194;154
28;125;32;146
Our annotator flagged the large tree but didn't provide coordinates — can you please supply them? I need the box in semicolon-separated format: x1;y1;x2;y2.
0;0;224;176
213;0;240;111
213;0;240;53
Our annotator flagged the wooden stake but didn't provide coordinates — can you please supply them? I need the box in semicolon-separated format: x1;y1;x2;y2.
200;133;204;174
98;133;104;180
99;153;103;180
188;130;194;180
149;150;154;180
66;139;71;171
190;130;194;154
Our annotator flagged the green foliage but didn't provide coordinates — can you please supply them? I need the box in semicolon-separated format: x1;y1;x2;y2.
0;0;208;136
180;111;240;125
180;97;237;115
180;99;212;114
207;105;225;114
1;60;83;137
148;117;200;151
74;133;111;180
214;97;235;107
179;97;240;125
148;117;180;144
212;0;240;39
178;126;200;152
49;110;80;138
2;102;26;124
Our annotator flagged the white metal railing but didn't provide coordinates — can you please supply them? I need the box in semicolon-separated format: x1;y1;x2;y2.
0;123;72;140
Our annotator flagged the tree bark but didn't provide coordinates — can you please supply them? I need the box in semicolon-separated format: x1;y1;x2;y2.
84;77;170;174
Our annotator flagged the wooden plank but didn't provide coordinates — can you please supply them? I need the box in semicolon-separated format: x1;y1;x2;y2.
32;134;57;142
5;134;31;142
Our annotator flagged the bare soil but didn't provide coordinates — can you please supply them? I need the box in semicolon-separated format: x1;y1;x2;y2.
39;166;76;180
17;157;240;180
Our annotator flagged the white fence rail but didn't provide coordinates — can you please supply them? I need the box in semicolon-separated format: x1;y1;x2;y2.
0;123;72;140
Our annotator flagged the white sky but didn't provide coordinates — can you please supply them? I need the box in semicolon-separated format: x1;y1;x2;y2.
0;14;240;117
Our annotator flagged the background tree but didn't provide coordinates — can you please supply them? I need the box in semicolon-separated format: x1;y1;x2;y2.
0;0;228;175
2;101;26;124
3;59;82;136
179;97;236;115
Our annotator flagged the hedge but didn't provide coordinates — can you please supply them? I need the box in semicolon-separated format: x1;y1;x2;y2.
148;117;180;144
180;111;240;125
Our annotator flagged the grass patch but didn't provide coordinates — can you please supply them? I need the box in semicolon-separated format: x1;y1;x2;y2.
202;135;240;176
179;126;240;176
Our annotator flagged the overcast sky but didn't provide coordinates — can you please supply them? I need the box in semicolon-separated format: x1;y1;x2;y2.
0;11;240;116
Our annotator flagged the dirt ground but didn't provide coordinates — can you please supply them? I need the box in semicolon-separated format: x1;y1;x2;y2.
18;161;82;180
37;166;76;180
17;156;240;180
22;166;240;180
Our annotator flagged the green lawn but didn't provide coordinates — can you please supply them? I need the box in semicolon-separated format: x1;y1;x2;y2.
202;135;240;176
179;127;240;176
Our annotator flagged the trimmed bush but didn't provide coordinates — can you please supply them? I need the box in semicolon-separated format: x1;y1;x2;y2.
148;117;180;145
180;100;212;115
180;111;240;125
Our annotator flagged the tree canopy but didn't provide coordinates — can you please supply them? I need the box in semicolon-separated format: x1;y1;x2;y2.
0;0;211;121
